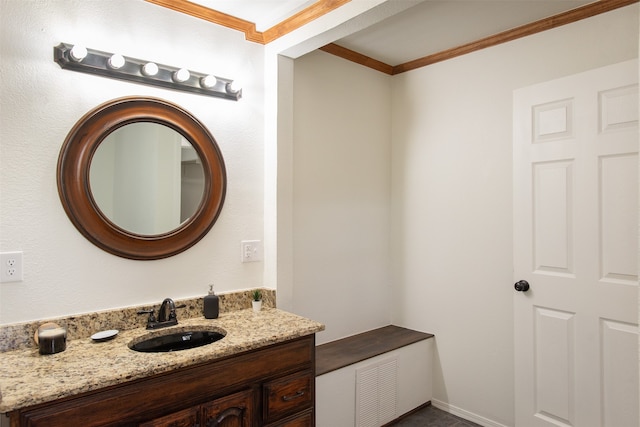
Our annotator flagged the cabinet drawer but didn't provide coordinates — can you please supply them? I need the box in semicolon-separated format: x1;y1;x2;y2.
266;409;313;427
139;406;199;427
263;371;313;423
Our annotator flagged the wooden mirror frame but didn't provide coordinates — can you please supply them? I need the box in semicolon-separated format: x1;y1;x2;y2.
57;96;226;260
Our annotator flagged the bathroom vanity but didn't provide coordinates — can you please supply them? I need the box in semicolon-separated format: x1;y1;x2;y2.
0;308;323;427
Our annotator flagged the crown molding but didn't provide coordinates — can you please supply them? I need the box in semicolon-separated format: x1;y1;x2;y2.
262;0;351;43
147;0;637;73
391;0;638;74
320;43;394;75
145;0;350;44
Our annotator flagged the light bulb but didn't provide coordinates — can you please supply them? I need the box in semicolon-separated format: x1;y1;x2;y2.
227;80;242;94
141;62;159;76
200;75;217;89
172;68;190;83
69;45;88;62
108;54;125;69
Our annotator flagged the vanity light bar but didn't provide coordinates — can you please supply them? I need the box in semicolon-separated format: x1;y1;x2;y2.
53;43;241;101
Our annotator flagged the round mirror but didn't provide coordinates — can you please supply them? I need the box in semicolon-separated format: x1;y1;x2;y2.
90;123;205;236
58;97;226;260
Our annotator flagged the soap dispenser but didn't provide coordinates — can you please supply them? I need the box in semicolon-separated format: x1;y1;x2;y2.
204;284;219;319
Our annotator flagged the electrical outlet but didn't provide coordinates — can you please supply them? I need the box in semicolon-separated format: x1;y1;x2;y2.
0;251;23;283
241;240;263;263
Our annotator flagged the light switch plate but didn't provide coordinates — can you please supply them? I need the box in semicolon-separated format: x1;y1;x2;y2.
241;240;263;263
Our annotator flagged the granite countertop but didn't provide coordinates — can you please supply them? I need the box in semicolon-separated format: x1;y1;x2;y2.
0;308;324;414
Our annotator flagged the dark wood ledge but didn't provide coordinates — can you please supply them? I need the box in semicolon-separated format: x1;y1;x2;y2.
316;325;434;376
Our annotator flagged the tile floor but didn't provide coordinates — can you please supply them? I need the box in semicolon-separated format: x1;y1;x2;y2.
390;405;482;427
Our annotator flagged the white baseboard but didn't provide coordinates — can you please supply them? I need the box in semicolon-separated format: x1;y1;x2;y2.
431;399;511;427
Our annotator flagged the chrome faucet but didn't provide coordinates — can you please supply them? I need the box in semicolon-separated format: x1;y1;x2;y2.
137;298;185;330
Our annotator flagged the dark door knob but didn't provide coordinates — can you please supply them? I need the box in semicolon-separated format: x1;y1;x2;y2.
514;280;530;292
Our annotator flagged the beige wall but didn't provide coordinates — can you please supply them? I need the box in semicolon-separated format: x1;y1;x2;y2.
291;50;393;344
390;5;638;426
0;0;265;323
291;4;638;426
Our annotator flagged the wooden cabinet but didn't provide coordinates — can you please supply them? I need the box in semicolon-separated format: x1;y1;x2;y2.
265;410;313;427
10;335;315;427
140;389;255;427
139;406;200;427
263;371;312;424
201;388;255;427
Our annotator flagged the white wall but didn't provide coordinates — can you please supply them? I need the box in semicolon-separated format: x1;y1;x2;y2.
390;5;638;426
292;50;392;344
0;0;265;323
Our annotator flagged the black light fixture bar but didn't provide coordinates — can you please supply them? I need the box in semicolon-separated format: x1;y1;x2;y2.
53;43;241;101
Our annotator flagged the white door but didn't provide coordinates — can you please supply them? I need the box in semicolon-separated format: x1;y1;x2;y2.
513;60;639;427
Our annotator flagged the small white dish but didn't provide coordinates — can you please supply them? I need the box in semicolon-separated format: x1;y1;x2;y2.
91;329;119;342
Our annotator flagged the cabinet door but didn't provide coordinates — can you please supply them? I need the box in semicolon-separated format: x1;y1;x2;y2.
201;389;255;427
138;406;199;427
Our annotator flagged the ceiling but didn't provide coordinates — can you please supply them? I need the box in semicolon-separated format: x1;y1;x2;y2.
190;0;318;32
184;0;613;68
333;0;593;66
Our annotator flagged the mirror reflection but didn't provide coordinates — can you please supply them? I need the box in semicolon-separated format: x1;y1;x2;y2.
90;123;205;236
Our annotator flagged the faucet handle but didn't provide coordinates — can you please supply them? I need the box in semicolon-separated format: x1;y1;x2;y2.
137;309;156;323
168;304;186;321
